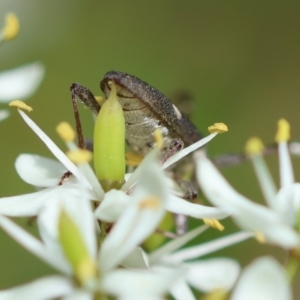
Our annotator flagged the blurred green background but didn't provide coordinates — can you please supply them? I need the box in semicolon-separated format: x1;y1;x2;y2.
1;0;300;296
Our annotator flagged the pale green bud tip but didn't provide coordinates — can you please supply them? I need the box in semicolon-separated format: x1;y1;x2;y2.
201;289;228;300
9;100;33;112
58;210;96;284
208;123;228;133
275;118;290;143
56;122;75;142
94;81;125;191
245;137;264;155
1;13;19;41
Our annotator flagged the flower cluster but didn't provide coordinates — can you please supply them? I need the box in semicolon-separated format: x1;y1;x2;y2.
1;96;252;299
1;12;299;300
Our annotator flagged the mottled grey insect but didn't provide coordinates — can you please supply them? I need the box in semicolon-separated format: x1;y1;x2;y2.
70;71;203;235
71;71;202;161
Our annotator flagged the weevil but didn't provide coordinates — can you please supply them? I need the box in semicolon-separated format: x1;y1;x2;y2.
70;71;203;234
71;71;202;160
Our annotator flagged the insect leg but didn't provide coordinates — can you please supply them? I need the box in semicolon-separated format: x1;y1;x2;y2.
170;179;198;235
161;139;184;164
58;84;100;185
70;83;100;149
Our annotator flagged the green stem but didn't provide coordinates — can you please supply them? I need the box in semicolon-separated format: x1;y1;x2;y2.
285;252;300;283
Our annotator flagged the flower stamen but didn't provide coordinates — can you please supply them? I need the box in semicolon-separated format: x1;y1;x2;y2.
208;123;228;134
56;122;76;142
1;13;19;42
9;100;33;112
67;149;93;164
255;231;266;243
275;118;290;143
203;219;224;231
245;137;264;156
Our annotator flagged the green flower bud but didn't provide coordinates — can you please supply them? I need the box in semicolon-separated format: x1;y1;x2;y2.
94;81;125;191
58;210;96;284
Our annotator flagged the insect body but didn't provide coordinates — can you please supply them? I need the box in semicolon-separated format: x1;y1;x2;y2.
72;71;202;163
100;71;202;158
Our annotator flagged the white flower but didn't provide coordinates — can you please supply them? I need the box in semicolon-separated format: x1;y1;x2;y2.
0;62;44;122
0;62;45;102
0;108;227;226
195;119;300;249
122;224;252;299
0;159;183;299
0;109;101;217
152;230;251;299
231;256;292;300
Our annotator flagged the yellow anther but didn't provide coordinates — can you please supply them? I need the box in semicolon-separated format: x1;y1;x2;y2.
9;100;33;112
139;196;160;210
1;13;19;41
208;123;228;134
203;219;224;231
154;128;164;149
67;149;93;164
125;152;143;167
275;118;290;143
56;122;75;142
245;137;264;155
95;96;105;106
255;231;265;243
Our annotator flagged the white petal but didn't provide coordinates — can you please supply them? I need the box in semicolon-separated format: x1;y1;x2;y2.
0;215;70;273
62;290;92;300
18;110;92;190
37;184;97;260
121;247;149;269
149;225;208;264
196;153;300;248
64;140;104;199
166;194;228;220
121;148;159;191
164;232;253;263
15;154;67;187
0;62;45;102
99;161;168;273
102;268;182;299
162;139;214;170
0;276;73;300
0;186;71;216
169;279;196;300
231;257;292;300
195;152;252;211
77;163;104;199
95;190;131;222
186;258;240;292
233;210;300;248
250;155;277;209
0;109;9;121
276;183;300;225
278;142;294;188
